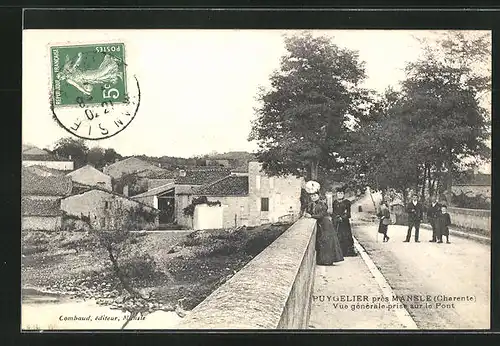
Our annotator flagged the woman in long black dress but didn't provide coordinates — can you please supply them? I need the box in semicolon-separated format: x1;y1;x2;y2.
332;187;357;256
304;187;344;272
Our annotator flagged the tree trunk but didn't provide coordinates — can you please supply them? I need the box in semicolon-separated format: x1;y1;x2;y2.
421;163;427;202
445;151;453;206
107;246;140;298
310;159;319;181
427;166;433;197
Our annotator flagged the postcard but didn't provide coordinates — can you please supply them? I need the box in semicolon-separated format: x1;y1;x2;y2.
22;28;491;330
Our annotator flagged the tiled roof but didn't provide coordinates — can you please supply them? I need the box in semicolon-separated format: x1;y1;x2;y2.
22;153;71;162
22;167;73;196
22;196;62;217
103;157;165;179
195;175;249;196
175;185;196;195
66;183;159;210
25;165;67;176
231;164;248;173
175;168;231;185
132;182;175;198
22;146;50;155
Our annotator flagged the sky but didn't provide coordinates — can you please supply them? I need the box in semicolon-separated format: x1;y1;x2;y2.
23;30;491;171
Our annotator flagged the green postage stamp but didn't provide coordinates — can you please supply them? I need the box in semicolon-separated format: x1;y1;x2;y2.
48;42;140;140
50;43;128;106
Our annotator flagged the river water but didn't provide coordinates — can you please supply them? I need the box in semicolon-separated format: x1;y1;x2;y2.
22;288;183;330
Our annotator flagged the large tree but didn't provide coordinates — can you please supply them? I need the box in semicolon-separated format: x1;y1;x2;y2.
348;32;491;204
249;32;368;181
103;148;123;166
52;137;89;168
401;32;491;203
87;147;106;169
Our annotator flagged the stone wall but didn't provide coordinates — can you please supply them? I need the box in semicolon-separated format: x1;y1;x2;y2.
177;218;317;329
447;207;490;233
21;216;62;231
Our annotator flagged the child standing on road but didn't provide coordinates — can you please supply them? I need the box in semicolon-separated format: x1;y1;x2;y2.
436;205;452;244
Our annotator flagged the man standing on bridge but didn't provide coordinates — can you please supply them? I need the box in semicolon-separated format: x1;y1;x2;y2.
404;194;424;243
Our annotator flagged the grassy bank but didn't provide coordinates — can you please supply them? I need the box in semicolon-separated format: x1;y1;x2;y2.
22;223;290;312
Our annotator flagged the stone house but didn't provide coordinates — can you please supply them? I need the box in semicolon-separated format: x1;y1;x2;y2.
103;157;165;180
21;167;73;231
132;182;176;224
131;168;229;225
61;186;159;230
179;162;303;229
66;164;112;191
22;147;74;171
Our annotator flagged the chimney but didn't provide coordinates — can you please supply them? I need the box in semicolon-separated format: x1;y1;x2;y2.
179;169;186;177
158;163;161;167
68;155;72;160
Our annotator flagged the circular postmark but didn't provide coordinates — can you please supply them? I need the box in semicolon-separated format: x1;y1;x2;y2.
49;42;140;140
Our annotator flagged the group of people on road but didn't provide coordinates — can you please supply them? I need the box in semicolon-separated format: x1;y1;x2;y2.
301;180;454;273
379;194;452;244
301;180;357;273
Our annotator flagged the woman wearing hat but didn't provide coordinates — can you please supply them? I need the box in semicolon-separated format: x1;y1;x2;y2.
303;181;344;273
332;186;357;257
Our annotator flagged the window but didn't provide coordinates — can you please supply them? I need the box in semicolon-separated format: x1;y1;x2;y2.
256;175;261;190
104;201;110;209
261;197;269;212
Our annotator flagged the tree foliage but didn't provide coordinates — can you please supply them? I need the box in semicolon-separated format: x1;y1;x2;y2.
347;32;491;203
52;137;89;168
87;147;106;169
249;32;368;181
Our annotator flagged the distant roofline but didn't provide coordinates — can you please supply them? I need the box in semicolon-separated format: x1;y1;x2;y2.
66;164;111;177
65;183;158;210
194;174;249;197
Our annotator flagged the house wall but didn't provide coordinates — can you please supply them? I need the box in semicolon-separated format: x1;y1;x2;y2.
61;189;158;229
205;196;250;228
193;204;224;230
23;160;74;170
176;194;194;228
67;166;112;190
22;216;62;231
247;162;302;226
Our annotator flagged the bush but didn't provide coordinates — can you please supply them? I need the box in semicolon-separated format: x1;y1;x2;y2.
243;228;283;256
204;243;238;257
208;229;244;241
452;193;490;210
183;196;221;217
182;237;203;247
58;232;94;252
22;231;50;247
120;254;158;281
